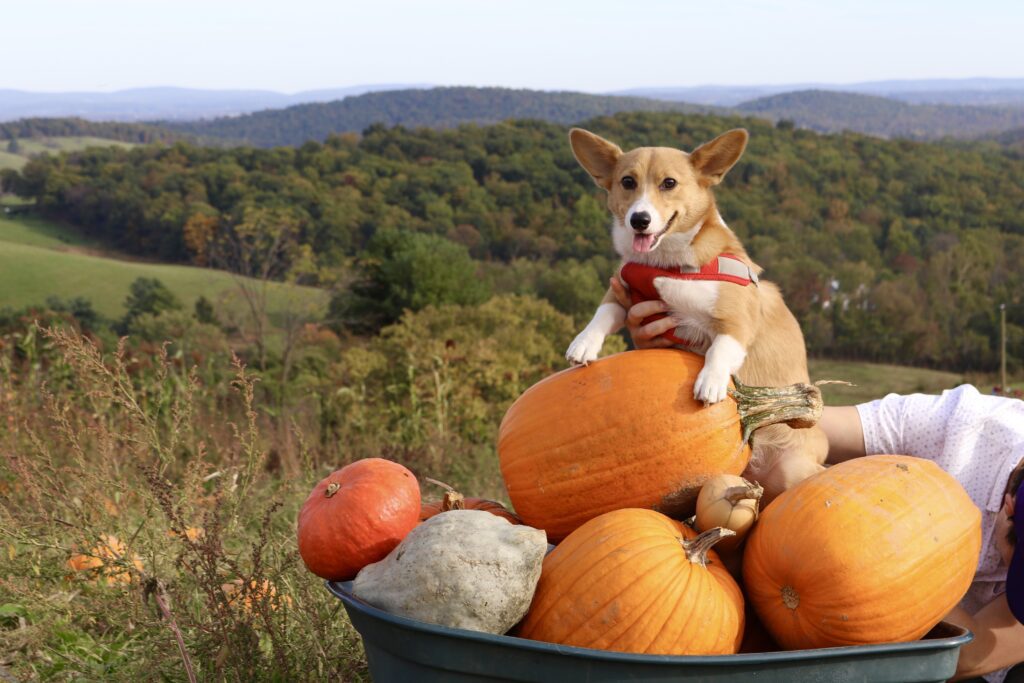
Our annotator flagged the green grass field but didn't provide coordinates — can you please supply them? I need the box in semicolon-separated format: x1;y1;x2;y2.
0;136;136;170
0;213;101;250
0;213;326;319
808;358;965;406
0;150;24;171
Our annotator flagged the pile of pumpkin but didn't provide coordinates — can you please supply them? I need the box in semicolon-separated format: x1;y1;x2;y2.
297;350;982;655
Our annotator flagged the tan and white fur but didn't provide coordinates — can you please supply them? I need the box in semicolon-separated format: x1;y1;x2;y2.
565;127;828;500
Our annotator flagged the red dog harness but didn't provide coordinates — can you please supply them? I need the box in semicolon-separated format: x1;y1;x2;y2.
619;254;759;349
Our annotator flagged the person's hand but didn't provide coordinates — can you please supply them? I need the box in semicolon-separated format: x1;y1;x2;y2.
608;277;677;350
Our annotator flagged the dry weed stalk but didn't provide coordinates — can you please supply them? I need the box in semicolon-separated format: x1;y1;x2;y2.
0;325;370;680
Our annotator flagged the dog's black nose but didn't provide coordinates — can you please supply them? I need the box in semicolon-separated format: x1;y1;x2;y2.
630;211;651;231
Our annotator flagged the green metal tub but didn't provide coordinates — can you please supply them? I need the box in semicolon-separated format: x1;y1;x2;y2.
328;581;972;683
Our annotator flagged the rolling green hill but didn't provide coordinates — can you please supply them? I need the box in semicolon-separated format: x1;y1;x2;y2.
165;86;1024;146
0;136;138;170
736;89;1024;139
0;150;24;171
0;214;326;319
162;86;718;147
0;117;185;145
807;359;964;406
0;213;101;249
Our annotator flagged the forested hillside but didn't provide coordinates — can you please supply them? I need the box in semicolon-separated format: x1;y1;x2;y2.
161;87;715;147
0;117;189;144
737;90;1024;139
3;110;1022;371
162;86;1024;146
990;127;1024;154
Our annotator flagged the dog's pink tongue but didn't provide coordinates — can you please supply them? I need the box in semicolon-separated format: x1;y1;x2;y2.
633;233;656;253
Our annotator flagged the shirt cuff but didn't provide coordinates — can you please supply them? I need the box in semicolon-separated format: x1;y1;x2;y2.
855;399;885;455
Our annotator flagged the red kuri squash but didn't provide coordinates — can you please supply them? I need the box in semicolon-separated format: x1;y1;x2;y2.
297;458;420;581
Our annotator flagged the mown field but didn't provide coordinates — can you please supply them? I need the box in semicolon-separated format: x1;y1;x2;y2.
0;213;327;319
0;136;136;171
808;359;966;405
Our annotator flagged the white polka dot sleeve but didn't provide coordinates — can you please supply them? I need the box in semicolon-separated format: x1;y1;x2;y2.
855;390;963;457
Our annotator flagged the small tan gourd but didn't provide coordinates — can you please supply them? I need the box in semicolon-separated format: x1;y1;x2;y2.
694;474;763;552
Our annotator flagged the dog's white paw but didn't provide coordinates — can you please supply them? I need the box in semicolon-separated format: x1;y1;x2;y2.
693;364;730;404
565;331;604;365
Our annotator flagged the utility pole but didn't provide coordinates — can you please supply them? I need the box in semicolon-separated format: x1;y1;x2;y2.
1001;303;1007;392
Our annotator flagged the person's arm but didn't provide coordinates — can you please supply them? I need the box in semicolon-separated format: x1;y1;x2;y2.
945;597;1024;680
844;389;963;462
819;406;866;464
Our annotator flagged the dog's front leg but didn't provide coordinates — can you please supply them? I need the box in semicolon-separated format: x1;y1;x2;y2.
565;290;625;365
693;333;748;404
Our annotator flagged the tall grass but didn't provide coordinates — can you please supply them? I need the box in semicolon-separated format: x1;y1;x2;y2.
0;325;369;681
0;295;595;680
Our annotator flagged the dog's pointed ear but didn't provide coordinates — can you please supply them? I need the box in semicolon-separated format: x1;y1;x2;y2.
690;129;748;186
569;128;623;191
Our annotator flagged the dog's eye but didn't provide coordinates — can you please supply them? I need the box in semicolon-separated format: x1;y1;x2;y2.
620;176;637;190
660;178;677;190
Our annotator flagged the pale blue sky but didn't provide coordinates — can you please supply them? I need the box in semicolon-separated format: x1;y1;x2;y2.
4;0;1022;92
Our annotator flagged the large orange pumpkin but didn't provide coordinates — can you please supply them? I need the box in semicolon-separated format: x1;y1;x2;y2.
498;350;821;540
297;458;420;581
517;508;743;654
743;455;981;650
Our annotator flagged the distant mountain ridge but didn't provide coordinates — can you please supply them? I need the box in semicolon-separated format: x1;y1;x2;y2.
161;86;719;147
163;86;1024;147
735;89;1024;139
5;85;1024;150
0;84;431;122
7;77;1023;123
614;77;1024;107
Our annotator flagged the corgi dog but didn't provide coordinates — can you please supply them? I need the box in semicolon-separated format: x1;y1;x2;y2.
564;127;828;500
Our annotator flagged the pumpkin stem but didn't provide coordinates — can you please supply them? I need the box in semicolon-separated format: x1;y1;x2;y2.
722;481;763;505
424;477;457;494
729;377;824;445
681;527;735;567
324;482;340;498
440;490;465;512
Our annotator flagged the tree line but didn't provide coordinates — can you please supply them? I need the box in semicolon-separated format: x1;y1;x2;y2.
0;117;189;144
2;110;1021;371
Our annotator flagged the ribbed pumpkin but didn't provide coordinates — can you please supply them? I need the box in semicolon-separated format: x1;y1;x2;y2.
499;349;821;540
297;458;421;581
739;605;780;653
743;455;981;650
516;508;744;655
